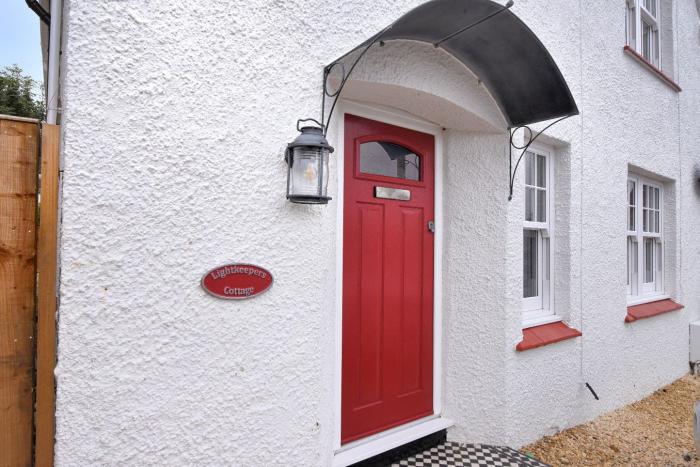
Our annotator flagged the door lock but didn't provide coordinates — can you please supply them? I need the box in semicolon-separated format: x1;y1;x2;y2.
427;221;435;233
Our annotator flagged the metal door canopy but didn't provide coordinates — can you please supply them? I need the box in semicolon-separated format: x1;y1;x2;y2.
331;0;579;128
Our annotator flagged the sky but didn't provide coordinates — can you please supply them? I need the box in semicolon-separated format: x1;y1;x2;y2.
0;0;44;84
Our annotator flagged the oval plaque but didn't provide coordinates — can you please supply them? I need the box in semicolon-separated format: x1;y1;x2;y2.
201;263;273;300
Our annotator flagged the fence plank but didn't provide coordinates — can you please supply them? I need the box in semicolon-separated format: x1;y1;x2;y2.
35;123;59;467
0;118;39;467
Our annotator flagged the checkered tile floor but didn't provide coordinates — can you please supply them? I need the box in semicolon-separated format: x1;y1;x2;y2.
390;441;549;467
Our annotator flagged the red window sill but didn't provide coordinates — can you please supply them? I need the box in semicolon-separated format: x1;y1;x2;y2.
625;299;684;323
516;321;582;352
623;45;682;92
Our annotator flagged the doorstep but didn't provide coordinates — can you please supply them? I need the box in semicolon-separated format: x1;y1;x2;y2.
333;417;453;467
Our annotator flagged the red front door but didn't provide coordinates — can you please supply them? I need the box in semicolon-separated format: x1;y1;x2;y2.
342;114;435;444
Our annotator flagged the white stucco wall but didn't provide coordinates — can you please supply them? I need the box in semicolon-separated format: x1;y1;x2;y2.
679;0;700;321
55;0;700;465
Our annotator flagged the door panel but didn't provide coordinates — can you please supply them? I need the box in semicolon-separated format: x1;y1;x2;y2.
342;114;435;444
358;203;384;406
399;206;423;394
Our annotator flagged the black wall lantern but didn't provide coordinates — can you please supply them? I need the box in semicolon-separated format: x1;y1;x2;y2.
285;119;334;204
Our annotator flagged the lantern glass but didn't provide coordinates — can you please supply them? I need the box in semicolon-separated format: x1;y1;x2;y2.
289;146;329;198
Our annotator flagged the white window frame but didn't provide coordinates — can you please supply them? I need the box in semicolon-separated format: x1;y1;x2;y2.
627;174;664;303
522;144;556;327
626;0;661;66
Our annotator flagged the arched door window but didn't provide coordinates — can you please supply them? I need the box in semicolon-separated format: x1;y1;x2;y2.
359;142;421;181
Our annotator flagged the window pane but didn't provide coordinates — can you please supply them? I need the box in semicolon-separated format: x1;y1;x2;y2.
643;185;648;208
655;211;660;233
628;180;635;206
542;237;550;310
627;237;631;286
649;208;655;232
642;21;652;60
628;180;636;231
536;155;546;188
544;237;550;281
644;238;654;283
654;187;659;210
628;237;638;295
523;230;538;298
629;207;635;231
525;187;535;221
525;152;535;186
643;208;648;231
537;189;546;222
644;0;657;16
359;142;420;180
627;5;636;45
656;241;663;290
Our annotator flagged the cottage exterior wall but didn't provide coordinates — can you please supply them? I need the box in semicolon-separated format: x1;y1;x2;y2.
55;0;700;465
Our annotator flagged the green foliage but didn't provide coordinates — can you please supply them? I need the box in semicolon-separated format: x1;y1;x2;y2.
0;64;45;120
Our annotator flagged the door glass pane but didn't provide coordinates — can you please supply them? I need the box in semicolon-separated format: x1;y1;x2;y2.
536;154;546;188
644;238;654;283
523;230;538;298
359;142;420;181
525;187;535;221
536;189;546;222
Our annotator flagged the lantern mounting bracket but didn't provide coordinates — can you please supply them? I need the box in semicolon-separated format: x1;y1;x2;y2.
507;115;571;201
297;118;324;132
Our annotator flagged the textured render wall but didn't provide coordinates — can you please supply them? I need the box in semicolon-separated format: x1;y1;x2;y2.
441;132;510;444
679;2;700;323
55;0;428;465
55;0;700;464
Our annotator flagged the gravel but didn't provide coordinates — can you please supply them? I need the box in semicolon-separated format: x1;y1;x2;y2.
521;375;700;466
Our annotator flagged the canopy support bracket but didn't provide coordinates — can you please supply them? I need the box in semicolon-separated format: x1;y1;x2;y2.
320;24;392;135
508;115;571;201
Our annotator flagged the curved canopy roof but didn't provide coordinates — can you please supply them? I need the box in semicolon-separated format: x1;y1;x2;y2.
332;0;578;128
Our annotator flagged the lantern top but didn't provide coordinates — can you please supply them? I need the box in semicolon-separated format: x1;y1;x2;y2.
287;125;335;153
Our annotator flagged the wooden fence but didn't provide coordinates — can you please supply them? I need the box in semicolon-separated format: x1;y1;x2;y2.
0;115;59;467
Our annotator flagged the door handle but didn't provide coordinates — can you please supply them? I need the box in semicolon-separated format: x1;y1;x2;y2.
427;221;435;233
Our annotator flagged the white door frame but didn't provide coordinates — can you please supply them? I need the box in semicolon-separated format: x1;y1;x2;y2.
332;100;448;463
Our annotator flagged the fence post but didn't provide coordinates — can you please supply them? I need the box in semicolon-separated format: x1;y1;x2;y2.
35;123;60;467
